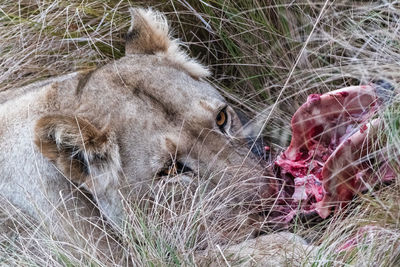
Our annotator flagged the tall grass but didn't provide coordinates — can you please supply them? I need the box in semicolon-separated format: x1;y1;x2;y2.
1;0;400;266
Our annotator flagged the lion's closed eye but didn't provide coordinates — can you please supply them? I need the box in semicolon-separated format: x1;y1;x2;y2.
159;161;193;177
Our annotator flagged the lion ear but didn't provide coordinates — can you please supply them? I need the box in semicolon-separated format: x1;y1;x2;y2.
34;115;121;187
125;8;210;79
34;115;125;227
125;8;171;55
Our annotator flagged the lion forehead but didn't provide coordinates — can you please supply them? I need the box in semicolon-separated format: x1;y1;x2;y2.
81;54;224;119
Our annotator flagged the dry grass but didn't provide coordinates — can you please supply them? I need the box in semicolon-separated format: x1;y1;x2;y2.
1;0;400;266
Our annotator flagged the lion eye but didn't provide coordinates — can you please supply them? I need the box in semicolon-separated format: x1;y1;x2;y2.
216;108;228;129
159;161;193;177
160;164;177;176
167;165;178;176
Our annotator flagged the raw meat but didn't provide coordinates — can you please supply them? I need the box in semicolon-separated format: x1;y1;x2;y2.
273;82;395;222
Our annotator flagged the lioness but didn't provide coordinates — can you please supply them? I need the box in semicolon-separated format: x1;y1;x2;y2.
0;8;311;264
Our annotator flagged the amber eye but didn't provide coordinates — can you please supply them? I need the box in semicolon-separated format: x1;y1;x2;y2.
216;108;228;129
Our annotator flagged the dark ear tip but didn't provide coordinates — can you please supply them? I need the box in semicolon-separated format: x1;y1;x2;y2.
125;28;139;42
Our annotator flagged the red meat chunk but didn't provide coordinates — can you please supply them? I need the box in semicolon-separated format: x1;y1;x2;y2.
273;84;395;222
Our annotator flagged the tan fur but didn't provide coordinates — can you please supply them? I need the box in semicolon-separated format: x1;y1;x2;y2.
126;8;210;79
34;115;116;184
198;232;316;266
0;8;308;264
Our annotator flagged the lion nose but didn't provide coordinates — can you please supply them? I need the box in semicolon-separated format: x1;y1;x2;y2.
246;136;268;161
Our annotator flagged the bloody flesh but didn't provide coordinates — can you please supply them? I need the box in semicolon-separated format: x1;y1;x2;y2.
273;84;395;221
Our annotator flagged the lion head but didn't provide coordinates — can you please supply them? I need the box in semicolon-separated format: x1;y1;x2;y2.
33;8;278;228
